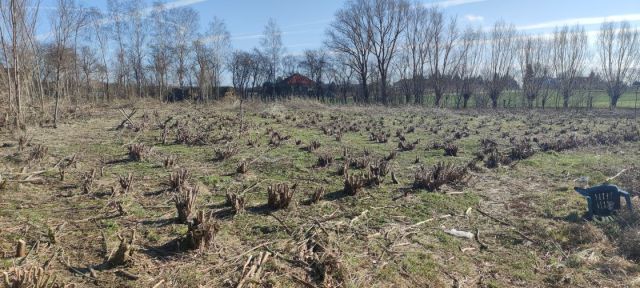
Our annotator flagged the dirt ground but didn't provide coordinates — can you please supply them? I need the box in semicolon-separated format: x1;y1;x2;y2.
1;99;640;287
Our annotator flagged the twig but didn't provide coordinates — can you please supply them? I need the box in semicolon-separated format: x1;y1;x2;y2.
269;213;293;236
605;168;628;182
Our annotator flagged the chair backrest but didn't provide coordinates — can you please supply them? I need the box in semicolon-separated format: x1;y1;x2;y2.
589;187;622;216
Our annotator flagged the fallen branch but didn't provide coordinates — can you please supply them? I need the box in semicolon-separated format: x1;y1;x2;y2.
605;168;629;183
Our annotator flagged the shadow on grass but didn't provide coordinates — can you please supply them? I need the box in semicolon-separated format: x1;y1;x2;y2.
323;189;351;201
141;239;183;260
105;158;133;165
247;204;277;215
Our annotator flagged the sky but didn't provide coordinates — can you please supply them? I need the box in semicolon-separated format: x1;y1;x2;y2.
33;0;640;55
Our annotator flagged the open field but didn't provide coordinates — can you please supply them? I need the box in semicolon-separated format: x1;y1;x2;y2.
1;100;640;287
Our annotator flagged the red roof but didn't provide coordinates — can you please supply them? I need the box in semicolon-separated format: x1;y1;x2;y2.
283;73;315;86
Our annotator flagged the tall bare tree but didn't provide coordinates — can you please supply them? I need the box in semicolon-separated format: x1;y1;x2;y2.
484;21;517;108
425;8;460;107
107;0;130;97
127;0;147;98
170;7;198;88
260;18;284;98
518;34;549;108
455;26;484;108
597;21;640;109
402;1;429;104
50;0;86;128
0;0;39;129
367;0;409;104
326;0;371;102
150;1;171;100
206;17;231;100
551;25;588;108
301;49;328;100
87;8;110;101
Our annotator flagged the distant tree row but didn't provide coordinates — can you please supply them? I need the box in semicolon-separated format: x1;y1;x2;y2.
1;0;640;130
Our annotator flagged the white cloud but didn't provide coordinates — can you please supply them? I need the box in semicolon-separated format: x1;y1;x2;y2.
425;0;487;8
464;14;484;22
517;13;640;30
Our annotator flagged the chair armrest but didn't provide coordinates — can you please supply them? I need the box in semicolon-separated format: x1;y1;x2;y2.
620;190;633;210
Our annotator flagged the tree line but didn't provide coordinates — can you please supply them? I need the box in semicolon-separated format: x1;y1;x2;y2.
1;0;640;129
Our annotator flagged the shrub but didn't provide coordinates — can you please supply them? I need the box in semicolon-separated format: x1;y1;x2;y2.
118;173;134;194
309;187;326;204
226;192;246;215
173;185;198;224
349;157;370;170
316;153;334;168
163;155;176;168
127;143;149;162
267;183;296;209
236;161;249;174
398;141;416;151
108;230;136;266
81;168;96;194
184;211;219;251
213;146;238;161
344;171;366;196
169;168;190;192
509;139;535;160
28;144;48;162
413;162;471;191
369;131;388;143
3;266;63;288
305;140;321;152
443;143;458;157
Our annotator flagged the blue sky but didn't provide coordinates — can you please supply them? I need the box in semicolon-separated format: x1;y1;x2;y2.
40;0;640;54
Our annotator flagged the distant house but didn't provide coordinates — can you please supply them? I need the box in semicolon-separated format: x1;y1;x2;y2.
277;73;316;96
281;73;315;87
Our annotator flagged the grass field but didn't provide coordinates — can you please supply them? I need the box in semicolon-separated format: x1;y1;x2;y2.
1;99;639;287
422;90;640;109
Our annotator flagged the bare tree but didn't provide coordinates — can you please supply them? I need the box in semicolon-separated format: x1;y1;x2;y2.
127;0;147;98
78;45;98;101
597;21;640;109
327;55;354;104
367;0;409;104
50;0;86;128
301;49;328;100
150;2;172;100
87;8;110;101
281;54;299;77
425;8;459;107
202;17;231;100
230;50;253;132
455;27;484;108
402;1;429;104
551;25;588;108
0;0;40;129
249;48;269;99
260;18;284;98
326;0;371;103
107;0;130;97
484;21;517;108
192;37;210;101
517;33;549;108
230;50;253;99
170;7;199;88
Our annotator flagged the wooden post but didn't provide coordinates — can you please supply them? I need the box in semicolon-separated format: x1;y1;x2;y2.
16;239;26;257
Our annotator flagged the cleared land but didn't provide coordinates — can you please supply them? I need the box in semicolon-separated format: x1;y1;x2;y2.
1;100;640;287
